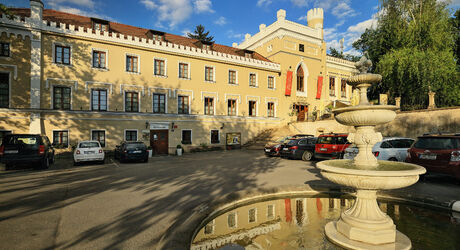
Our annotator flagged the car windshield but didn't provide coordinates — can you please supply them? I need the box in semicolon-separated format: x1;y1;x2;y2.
414;137;458;150
317;136;334;144
3;135;38;149
126;143;146;150
79;142;100;148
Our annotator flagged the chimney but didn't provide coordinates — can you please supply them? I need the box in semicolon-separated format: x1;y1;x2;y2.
30;0;44;22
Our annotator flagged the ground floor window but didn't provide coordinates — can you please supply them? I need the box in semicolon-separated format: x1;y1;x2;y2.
91;130;106;147
53;130;69;148
125;130;138;141
211;130;219;144
182;130;192;144
0;73;9;108
0;130;11;143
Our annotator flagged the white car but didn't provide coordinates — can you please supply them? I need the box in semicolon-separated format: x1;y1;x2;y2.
73;141;105;165
344;137;414;162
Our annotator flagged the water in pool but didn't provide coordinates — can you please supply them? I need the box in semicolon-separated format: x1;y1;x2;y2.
191;196;460;250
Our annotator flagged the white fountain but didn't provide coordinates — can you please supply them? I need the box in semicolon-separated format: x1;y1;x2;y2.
317;54;426;250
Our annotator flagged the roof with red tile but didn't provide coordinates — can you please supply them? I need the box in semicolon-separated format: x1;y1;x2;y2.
9;8;272;63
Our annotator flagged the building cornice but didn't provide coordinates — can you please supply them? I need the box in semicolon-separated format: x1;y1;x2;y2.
0;15;281;72
326;56;358;73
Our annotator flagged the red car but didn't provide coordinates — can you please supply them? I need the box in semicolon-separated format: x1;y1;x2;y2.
406;133;460;180
314;133;350;160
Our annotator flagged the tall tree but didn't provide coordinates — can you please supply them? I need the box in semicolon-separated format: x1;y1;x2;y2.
187;24;214;42
353;0;459;109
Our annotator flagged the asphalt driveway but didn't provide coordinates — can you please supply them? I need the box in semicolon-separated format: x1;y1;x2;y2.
0;150;458;250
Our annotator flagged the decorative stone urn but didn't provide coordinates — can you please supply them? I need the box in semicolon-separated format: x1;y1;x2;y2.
316;53;426;250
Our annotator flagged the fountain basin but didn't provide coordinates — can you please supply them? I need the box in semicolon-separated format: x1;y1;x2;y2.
347;73;382;86
334;106;398;126
317;160;426;190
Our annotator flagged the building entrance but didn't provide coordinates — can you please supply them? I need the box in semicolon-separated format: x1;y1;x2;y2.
150;130;169;155
294;104;308;122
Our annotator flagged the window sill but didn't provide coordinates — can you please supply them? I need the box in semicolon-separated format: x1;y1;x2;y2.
179;77;191;80
154;74;168;78
92;67;109;71
126;71;140;75
228;83;238;86
268;88;276;90
205;80;216;84
53;63;73;68
249;86;258;88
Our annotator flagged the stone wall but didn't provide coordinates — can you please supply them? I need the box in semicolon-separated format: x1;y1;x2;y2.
289;107;460;138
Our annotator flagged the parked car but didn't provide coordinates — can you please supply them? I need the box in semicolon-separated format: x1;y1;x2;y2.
264;134;314;157
314;133;350;160
114;141;149;163
344;137;415;161
73;141;105;165
280;137;317;161
0;134;54;170
406;133;460;180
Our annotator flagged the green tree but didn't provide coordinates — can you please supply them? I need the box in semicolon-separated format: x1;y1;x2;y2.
353;0;459;109
451;9;460;67
0;4;15;20
187;24;214;42
328;47;360;62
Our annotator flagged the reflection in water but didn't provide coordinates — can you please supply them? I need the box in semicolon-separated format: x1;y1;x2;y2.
191;196;460;250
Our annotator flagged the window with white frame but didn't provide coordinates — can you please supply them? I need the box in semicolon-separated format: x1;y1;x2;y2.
204;219;215;234
228;70;237;84
211;130;219;144
182;130;192;144
329;77;336;96
55;44;71;65
125;130;137;141
125;91;139;112
248;208;257;223
267;204;275;219
153;93;166;113
53;130;69;148
53;86;71;110
249;101;257;117
341;79;347;98
249;73;257;87
204;97;214;115
154;58;166;76
205;66;214;82
179;62;189;79
0;73;9;108
267;102;275;117
268;76;275;89
91;89;107;111
92;130;106;147
126;55;139;73
92;50;106;69
228;212;237;228
227;99;237;116
178;95;189;114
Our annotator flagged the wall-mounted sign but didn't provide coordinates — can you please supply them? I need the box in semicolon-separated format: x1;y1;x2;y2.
226;132;241;149
149;122;169;130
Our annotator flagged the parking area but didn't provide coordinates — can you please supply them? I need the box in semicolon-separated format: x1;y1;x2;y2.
0;149;459;249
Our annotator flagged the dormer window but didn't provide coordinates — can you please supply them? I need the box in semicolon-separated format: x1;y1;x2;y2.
147;30;165;41
203;44;211;50
243;50;254;59
91;18;110;32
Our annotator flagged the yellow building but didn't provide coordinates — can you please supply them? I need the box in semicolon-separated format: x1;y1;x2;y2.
0;0;357;154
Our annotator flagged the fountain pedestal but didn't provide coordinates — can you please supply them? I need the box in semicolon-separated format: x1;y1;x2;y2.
316;56;426;250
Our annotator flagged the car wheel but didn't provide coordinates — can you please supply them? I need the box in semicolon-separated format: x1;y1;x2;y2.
302;151;313;161
41;157;50;169
388;157;398;161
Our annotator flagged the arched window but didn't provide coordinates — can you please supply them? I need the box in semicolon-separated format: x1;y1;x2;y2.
296;65;304;92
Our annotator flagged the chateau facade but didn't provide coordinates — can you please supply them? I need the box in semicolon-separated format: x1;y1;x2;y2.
0;0;356;153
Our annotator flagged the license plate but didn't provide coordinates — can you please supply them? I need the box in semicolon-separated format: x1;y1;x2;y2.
283;148;289;151
4;150;18;154
320;148;327;151
265;149;270;152
133;150;142;153
419;154;436;160
85;151;94;154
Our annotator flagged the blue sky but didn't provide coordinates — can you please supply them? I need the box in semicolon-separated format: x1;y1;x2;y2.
3;0;460;56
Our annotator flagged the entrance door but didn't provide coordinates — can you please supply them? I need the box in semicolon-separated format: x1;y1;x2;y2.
295;105;308;122
150;130;169;155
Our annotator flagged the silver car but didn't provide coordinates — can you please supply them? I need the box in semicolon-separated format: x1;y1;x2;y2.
344;137;414;161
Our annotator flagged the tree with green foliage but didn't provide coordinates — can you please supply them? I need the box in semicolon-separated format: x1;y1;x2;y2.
451;9;460;67
187;24;214;42
353;0;459;110
328;47;360;62
0;4;15;20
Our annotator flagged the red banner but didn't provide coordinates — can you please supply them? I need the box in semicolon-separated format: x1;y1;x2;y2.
316;76;323;99
285;71;293;96
284;199;292;222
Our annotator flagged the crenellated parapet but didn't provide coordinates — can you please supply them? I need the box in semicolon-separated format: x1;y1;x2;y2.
307;8;324;29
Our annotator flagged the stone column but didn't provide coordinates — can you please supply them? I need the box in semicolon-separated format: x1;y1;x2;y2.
395;97;401;109
379;94;388;105
428;91;436;109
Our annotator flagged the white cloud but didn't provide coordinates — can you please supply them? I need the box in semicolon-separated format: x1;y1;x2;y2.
332;2;358;18
324;27;338;40
48;0;95;8
257;0;272;7
291;0;308;7
214;16;227;26
147;0;193;28
346;14;378;33
194;0;214;13
182;29;191;37
298;15;308;22
227;30;244;41
140;0;157;10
